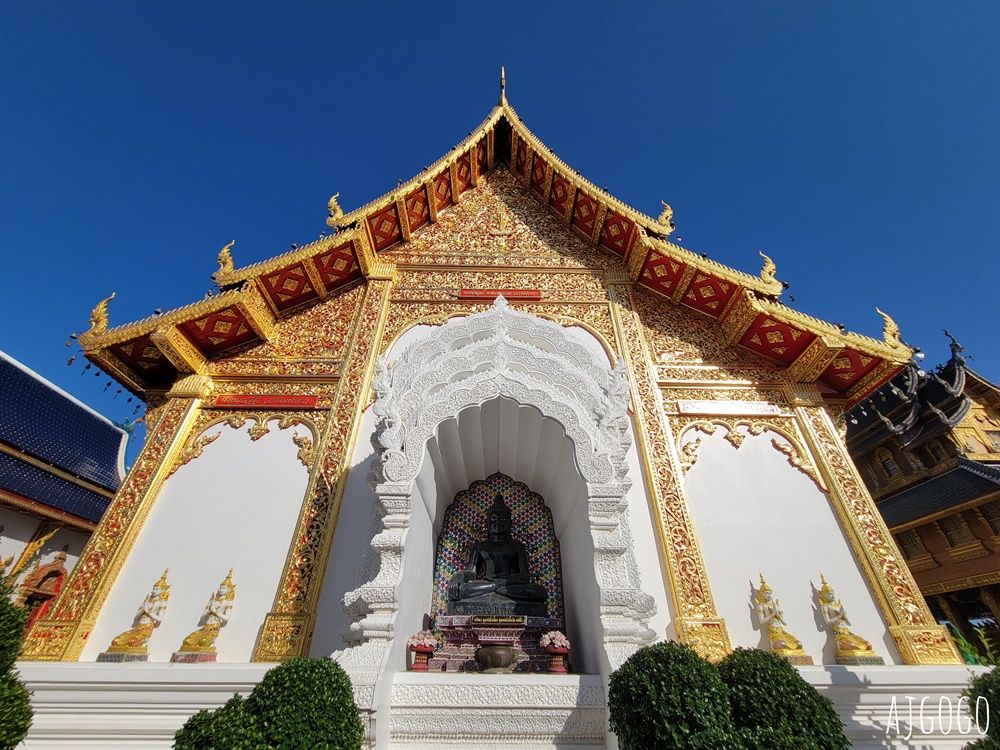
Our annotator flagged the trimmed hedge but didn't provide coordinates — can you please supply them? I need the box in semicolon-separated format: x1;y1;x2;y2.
608;640;735;750
965;666;1000;745
0;571;32;750
718;647;848;750
174;657;361;750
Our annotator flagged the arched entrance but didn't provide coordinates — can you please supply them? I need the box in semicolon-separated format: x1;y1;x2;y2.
334;297;656;748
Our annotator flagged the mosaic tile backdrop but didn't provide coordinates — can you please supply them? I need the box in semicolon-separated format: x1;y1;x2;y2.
431;472;564;620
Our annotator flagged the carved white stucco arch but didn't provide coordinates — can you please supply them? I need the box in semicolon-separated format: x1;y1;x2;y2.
334;297;656;743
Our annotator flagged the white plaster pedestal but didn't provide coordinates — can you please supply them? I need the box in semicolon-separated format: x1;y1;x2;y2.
15;661;988;749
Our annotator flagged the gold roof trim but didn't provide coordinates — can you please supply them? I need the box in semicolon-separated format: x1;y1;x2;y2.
642;235;783;297
755;297;913;364
79;288;246;350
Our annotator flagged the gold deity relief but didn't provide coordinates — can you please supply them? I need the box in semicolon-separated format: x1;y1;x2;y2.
815;574;883;665
175;570;236;658
102;570;170;658
752;574;812;665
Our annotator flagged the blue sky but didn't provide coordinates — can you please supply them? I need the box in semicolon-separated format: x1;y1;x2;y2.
1;3;997;457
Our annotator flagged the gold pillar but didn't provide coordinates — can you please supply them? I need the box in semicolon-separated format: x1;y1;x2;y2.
606;280;731;661
22;396;202;661
790;385;961;665
253;271;395;661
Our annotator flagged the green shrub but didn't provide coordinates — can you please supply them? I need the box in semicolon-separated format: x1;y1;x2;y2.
965;666;1000;741
965;738;1000;750
246;657;362;749
608;641;734;750
0;571;32;750
174;657;361;750
717;648;848;750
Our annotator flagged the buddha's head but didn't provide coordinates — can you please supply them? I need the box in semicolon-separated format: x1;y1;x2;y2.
487;494;512;540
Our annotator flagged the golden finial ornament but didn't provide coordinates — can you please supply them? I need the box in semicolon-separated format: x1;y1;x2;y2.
875;307;905;348
499;65;507;105
816;573;882;664
326;193;344;227
657;201;675;235
86;292;116;337
759;251;778;285
105;569;171;655
215;240;235;278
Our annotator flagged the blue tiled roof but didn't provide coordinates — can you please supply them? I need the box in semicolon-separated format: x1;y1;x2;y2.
0;351;127;492
0;452;111;524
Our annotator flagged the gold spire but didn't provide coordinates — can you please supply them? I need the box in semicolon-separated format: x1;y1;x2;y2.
499;65;506;105
758;250;778;285
86;292;116;337
875;307;904;349
216;240;235;278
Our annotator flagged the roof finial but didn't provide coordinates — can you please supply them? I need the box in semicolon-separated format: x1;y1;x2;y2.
499;66;506;105
758;250;777;285
875;307;905;349
326;193;344;228
215;240;235;279
86;292;116;337
657;201;675;235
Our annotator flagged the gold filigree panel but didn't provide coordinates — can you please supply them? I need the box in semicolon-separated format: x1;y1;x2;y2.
384;169;617;269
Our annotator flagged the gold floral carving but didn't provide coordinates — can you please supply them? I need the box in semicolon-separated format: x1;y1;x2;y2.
794;404;960;664
675;618;731;664
607;283;729;660
254;277;393;662
660;387;788;404
292;432;314;469
169;431;221;477
22;398;200;661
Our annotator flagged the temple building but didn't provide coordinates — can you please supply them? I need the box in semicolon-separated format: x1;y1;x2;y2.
846;337;1000;645
17;79;978;749
0;349;128;631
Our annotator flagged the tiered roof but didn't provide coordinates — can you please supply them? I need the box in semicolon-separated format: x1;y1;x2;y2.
0;351;127;528
78;84;912;405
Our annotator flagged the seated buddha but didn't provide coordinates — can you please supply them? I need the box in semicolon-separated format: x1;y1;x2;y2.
447;494;548;617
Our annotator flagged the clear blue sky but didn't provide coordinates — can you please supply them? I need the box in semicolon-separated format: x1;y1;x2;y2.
1;3;997;458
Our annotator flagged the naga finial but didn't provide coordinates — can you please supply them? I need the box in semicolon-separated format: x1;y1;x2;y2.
759;250;778;285
216;240;235;277
944;329;964;356
326;193;344;227
87;292;116;337
657;201;675;234
875;307;904;348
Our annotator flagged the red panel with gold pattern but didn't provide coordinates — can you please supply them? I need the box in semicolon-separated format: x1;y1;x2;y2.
549;174;572;217
109;335;175;381
367;205;402;252
571;191;599;239
476;141;487;174
640;253;685;298
530;155;548;199
820;350;883;391
516;139;529;180
313;240;361;291
739;315;816;364
180;306;258;356
433;170;452;212
683;273;737;317
599;211;635;256
454;153;472;196
261;262;317;312
405;187;431;233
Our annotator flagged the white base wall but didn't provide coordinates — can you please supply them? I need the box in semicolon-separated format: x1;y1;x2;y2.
16;662;988;749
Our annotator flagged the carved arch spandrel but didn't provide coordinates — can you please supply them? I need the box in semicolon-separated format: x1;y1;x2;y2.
169;411;325;477
673;416;827;491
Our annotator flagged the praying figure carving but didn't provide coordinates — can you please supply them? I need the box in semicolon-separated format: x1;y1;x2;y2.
178;569;236;654
753;573;807;658
817;574;879;660
447;494;548;617
106;570;170;654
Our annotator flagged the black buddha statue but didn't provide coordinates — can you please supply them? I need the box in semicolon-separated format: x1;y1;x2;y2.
447;494;548;617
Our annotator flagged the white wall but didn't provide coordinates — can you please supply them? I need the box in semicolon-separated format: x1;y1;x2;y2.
683;426;901;664
80;419;309;662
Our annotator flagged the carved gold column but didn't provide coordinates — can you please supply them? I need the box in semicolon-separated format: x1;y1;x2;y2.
21;392;203;661
606;277;731;661
253;268;395;661
789;384;961;665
